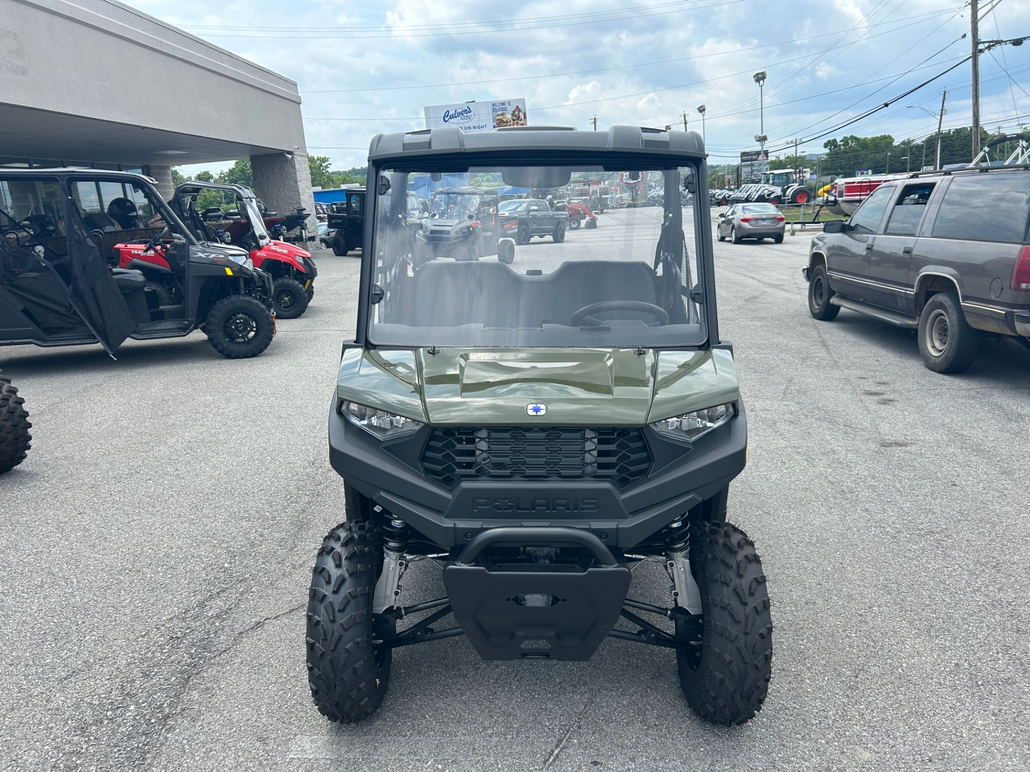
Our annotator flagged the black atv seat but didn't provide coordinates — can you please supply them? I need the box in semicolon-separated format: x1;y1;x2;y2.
406;260;659;328
110;268;147;293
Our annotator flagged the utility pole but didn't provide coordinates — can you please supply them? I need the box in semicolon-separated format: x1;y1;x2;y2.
971;0;981;158
935;90;947;170
592;115;597;131
682;111;688;132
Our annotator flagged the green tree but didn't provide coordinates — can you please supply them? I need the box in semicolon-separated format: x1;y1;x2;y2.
219;159;253;188
308;155;334;189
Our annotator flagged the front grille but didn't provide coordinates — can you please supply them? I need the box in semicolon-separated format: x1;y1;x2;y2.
422;426;651;489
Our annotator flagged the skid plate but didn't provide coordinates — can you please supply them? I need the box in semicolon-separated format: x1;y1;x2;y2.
443;563;631;660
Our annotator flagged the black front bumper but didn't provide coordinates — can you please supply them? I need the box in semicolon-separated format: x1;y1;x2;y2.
328;402;748;550
443;527;631;660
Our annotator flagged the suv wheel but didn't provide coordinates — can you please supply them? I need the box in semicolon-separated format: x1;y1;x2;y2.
516;223;531;245
918;292;979;373
307;521;392;723
332;233;350;256
205;295;275;359
677;521;772;726
552;222;566;243
272;277;310;319
807;264;839;321
0;371;31;475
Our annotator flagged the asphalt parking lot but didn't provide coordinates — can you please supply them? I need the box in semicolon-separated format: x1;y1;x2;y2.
2;209;1029;771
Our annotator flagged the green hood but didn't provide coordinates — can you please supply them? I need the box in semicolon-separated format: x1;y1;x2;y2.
336;347;738;426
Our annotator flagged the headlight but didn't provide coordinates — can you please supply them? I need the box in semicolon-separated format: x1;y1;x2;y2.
650;403;734;443
225;252;248;265
338;400;423;440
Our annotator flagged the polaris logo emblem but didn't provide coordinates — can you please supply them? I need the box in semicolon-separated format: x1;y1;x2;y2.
472;497;600;514
527;403;547;416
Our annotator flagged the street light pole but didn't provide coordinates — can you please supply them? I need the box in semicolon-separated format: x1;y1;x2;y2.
697;104;706;146
902;155;910;172
754;71;767;174
886;150;891;174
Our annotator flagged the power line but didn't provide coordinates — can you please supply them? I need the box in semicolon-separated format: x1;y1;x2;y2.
300;7;958;94
763;5;970;143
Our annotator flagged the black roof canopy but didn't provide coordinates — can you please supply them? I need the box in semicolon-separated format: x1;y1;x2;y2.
368;126;706;163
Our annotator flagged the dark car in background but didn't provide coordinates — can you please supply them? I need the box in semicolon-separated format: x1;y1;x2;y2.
804;167;1030;373
496;197;569;244
328;188;365;256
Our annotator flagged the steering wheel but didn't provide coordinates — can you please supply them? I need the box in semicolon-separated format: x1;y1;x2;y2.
571;300;670;327
144;226;170;253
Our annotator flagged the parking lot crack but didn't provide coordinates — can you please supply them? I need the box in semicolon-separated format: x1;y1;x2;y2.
542;689;599;769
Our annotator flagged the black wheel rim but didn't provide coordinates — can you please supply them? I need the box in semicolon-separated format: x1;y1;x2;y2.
812;275;826;307
276;289;295;311
224;311;258;345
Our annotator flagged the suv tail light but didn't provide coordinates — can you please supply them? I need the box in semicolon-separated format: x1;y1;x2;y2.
1012;245;1030;291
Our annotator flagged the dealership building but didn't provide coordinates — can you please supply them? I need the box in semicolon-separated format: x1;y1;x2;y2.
1;0;315;222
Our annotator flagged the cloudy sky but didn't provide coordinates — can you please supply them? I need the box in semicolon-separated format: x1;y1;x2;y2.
129;0;1029;170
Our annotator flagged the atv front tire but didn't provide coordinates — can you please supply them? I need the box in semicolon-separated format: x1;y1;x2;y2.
305;284;315;302
307;521;392;723
272;277;310;319
677;521;772;726
206;295;275;359
0;371;31;475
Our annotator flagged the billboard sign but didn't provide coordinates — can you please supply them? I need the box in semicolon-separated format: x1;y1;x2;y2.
739;150;768;182
424;99;528;133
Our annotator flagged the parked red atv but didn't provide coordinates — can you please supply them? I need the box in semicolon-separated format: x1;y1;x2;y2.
117;182;317;319
565;199;598;230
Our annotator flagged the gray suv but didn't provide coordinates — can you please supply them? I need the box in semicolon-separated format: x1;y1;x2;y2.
803;167;1030;372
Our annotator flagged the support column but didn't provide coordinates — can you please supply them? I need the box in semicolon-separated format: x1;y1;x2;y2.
250;152;318;239
146;164;174;200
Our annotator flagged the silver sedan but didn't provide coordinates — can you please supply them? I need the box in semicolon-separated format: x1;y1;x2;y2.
717;203;785;243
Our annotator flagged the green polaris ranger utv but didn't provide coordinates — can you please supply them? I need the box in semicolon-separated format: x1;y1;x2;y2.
308;125;772;727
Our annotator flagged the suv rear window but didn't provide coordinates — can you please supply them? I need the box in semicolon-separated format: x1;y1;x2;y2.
931;173;1030;243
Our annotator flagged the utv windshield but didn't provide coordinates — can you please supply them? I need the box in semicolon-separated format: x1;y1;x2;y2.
429;193;480;220
369;162;705;348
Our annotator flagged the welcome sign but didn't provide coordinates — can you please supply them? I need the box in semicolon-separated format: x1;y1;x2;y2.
424;99;528;133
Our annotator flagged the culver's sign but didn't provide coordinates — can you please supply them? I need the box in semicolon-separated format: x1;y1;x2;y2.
424;98;527;133
442;105;475;125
